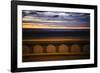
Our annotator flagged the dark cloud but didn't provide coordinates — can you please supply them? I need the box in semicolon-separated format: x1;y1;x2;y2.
22;10;90;27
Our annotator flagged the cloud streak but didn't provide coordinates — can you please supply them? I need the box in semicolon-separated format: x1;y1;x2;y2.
22;10;90;28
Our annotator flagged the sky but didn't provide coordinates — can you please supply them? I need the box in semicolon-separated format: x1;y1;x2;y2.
22;10;90;29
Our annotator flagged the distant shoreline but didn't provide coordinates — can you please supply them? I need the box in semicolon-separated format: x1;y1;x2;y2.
23;29;90;39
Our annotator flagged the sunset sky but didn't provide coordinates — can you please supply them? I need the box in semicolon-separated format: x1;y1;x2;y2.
22;10;90;29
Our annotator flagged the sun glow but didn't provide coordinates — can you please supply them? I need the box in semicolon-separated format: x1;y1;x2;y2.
23;23;89;29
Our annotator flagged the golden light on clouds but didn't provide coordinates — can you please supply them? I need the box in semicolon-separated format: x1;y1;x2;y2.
22;23;90;29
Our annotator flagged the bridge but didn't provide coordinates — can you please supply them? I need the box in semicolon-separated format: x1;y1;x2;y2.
22;38;90;62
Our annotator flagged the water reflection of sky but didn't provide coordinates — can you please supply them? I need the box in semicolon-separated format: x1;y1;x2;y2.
22;10;90;28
